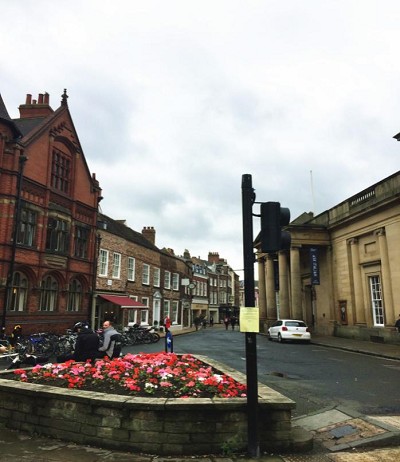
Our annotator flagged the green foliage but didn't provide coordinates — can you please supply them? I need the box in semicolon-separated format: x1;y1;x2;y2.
220;435;240;456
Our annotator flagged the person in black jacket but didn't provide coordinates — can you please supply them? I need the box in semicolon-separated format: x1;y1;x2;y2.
395;314;400;333
73;324;100;362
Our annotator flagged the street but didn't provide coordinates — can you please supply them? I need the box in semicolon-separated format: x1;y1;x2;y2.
123;327;400;419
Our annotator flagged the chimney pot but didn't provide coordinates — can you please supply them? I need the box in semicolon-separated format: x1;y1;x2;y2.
19;92;54;119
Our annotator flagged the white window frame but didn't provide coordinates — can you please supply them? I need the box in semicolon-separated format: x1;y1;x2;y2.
153;268;160;287
127;257;135;281
99;249;109;276
164;271;171;289
140;309;149;324
172;273;179;291
112;252;121;279
142;263;150;285
369;275;384;326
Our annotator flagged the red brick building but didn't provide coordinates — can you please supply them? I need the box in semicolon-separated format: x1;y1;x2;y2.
0;91;102;334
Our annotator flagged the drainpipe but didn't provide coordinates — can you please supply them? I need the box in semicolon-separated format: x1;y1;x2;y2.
1;152;28;332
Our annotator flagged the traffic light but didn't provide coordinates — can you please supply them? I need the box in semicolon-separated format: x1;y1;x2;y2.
260;201;291;253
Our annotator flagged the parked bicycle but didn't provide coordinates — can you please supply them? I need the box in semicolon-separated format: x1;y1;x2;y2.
54;329;77;357
126;325;160;345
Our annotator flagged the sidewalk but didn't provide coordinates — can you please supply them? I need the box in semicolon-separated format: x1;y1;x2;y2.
311;333;400;361
290;334;400;461
1;333;400;461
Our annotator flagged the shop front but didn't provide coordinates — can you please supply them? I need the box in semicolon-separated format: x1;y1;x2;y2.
94;294;148;330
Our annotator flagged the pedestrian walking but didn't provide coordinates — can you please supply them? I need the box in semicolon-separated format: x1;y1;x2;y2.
230;317;236;330
224;317;229;330
210;316;214;327
164;316;171;333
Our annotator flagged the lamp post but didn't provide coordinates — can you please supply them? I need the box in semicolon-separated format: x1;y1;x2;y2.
1;153;28;333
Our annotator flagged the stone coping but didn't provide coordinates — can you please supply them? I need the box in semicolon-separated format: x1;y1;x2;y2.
0;354;294;410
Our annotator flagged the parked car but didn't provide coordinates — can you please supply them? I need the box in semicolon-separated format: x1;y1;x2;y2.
267;319;311;343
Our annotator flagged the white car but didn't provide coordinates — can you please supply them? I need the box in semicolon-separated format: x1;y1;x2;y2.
267;319;311;343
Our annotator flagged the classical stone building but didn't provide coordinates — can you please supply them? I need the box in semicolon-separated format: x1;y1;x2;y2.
0;91;101;334
257;171;400;344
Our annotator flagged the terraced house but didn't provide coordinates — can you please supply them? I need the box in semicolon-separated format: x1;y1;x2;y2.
0;91;102;334
94;214;193;331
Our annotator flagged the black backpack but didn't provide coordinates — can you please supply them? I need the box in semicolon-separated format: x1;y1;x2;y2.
110;333;122;358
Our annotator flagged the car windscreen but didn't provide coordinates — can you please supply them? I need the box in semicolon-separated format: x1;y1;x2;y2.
285;321;306;327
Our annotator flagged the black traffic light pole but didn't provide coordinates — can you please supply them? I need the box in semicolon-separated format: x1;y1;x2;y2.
241;174;260;458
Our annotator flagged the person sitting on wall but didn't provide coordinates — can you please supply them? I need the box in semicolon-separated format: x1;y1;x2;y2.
98;320;121;359
73;323;100;362
57;322;99;363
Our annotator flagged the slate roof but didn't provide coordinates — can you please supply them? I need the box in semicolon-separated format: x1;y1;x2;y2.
13;117;46;137
0;93;22;138
98;213;160;252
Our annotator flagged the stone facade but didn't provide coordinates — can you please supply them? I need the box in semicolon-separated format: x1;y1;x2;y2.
256;171;400;344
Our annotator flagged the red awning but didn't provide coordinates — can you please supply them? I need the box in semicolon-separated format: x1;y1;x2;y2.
98;294;148;309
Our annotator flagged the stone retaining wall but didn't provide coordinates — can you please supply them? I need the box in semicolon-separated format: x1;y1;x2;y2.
0;355;308;455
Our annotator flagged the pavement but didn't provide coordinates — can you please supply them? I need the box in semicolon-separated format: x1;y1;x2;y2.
1;331;400;461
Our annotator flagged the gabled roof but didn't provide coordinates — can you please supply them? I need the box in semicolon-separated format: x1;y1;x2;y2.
0;93;22;138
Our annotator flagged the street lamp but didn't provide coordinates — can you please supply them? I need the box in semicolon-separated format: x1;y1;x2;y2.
1;153;28;332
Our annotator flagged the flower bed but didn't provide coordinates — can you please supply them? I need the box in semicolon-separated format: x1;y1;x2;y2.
11;353;247;398
0;354;312;455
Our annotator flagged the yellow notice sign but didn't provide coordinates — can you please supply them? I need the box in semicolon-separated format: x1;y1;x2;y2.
239;307;259;333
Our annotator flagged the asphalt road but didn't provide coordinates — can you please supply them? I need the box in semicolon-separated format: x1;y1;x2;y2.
123;327;400;418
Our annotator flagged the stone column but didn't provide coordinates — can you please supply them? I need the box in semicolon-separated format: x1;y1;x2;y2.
266;254;276;320
375;228;395;325
290;246;302;319
349;238;365;324
257;254;267;326
278;250;290;319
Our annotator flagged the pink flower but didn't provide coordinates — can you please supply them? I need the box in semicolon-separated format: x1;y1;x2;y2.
11;353;246;398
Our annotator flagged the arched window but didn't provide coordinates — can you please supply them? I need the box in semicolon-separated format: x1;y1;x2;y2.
67;279;82;312
9;272;28;312
39;275;58;311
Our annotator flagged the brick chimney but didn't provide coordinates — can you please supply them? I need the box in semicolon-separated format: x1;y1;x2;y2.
142;226;156;245
208;252;220;264
18;92;53;119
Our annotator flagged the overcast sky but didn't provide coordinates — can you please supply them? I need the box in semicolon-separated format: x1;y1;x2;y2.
2;0;400;278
